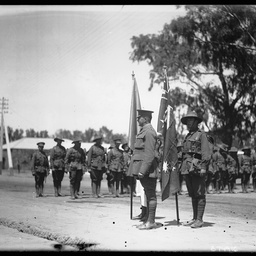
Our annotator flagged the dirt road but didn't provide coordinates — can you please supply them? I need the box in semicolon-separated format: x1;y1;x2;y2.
0;169;256;252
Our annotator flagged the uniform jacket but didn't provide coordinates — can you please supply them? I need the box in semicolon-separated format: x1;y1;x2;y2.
107;146;124;172
226;154;238;174
238;154;253;173
31;150;49;174
87;144;106;171
180;129;211;175
50;145;66;170
65;146;86;171
212;151;227;172
129;123;158;178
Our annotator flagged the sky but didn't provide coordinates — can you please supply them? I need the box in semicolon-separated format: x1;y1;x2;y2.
0;5;187;137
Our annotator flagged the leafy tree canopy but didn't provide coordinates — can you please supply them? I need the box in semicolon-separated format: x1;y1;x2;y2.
130;5;256;147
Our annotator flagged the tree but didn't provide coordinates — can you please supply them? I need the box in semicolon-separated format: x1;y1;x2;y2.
130;5;256;147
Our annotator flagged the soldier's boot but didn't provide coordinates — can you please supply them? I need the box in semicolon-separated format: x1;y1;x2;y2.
241;183;245;193
114;188;120;198
134;206;147;220
191;198;205;228
70;184;75;200
57;184;62;196
138;200;157;230
216;182;221;194
140;201;149;223
97;181;104;198
39;185;44;197
245;184;249;193
54;185;58;197
228;184;231;193
183;198;197;226
35;185;39;198
253;181;256;192
91;181;98;198
74;183;81;199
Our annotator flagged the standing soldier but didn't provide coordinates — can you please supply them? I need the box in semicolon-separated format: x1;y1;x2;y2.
107;136;124;198
31;142;50;197
65;139;86;200
251;146;256;192
129;109;159;230
226;146;239;193
180;111;211;228
212;144;227;194
238;146;252;193
49;138;66;197
87;135;107;198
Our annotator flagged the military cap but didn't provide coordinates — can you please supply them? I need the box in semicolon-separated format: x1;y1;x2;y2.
92;135;103;142
137;109;154;118
72;139;82;144
37;142;45;147
54;137;65;142
229;146;238;153
181;111;203;125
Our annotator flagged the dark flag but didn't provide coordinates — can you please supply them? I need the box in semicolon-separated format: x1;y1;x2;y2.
157;66;180;202
128;72;141;151
127;71;141;219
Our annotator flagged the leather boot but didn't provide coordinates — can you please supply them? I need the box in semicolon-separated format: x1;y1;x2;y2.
70;184;75;199
241;183;245;193
35;185;39;197
245;184;249;193
228;184;231;193
54;186;58;197
91;181;98;198
138;200;157;230
57;184;62;196
191;198;205;228
183;198;197;226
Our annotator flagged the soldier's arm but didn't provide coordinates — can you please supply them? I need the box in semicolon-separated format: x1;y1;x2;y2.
200;133;211;170
49;148;54;169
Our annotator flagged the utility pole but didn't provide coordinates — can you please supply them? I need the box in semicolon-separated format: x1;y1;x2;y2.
0;97;8;175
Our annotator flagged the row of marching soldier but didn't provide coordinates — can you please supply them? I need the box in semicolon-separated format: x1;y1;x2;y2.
31;135;134;199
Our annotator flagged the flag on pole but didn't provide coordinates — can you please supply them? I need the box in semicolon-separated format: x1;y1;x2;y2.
157;67;180;201
128;71;141;151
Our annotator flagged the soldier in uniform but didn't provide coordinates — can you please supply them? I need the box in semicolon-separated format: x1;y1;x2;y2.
31;142;50;197
87;135;107;198
226;146;239;193
49;138;66;197
212;144;227;194
238;146;252;193
107;136;124;198
129;109;159;230
180;111;211;228
65;139;86;200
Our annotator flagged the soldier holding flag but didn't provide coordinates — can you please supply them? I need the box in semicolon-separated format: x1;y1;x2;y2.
180;111;211;228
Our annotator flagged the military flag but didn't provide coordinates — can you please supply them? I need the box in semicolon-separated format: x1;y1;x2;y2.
157;66;180;202
128;72;141;151
127;71;141;219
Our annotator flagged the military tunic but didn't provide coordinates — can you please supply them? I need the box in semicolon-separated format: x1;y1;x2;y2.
50;144;66;194
212;150;227;192
129;123;158;206
65;146;86;196
251;152;256;191
239;154;253;186
180;129;211;198
31;150;50;196
87;144;106;181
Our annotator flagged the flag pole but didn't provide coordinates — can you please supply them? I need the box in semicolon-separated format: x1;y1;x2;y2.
164;67;180;226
